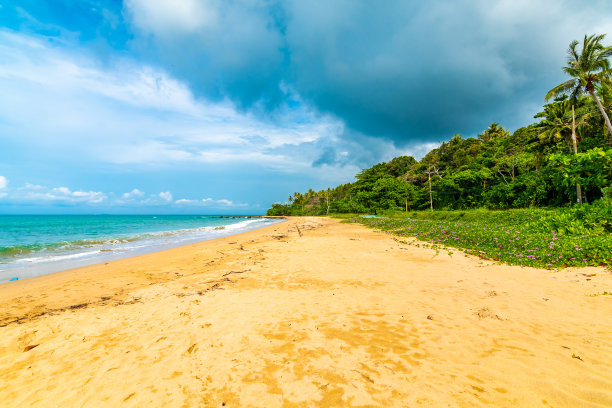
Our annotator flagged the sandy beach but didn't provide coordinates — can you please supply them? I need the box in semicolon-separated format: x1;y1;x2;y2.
0;216;611;407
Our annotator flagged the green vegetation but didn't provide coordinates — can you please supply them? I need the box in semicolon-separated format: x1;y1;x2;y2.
588;291;612;296
267;115;612;215
546;34;612;137
266;34;612;268
267;34;612;217
345;206;611;269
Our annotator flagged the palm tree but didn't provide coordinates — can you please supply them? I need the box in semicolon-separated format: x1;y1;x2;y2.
535;97;589;203
535;98;578;152
595;81;612;144
546;34;612;137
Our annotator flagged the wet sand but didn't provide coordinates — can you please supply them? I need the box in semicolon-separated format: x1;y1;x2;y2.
0;217;611;407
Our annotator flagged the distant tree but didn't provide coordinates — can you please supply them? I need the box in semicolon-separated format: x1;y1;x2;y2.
292;192;305;213
546;34;612;138
535;97;581;152
536;97;591;203
478;123;509;143
549;147;612;203
478;167;493;195
266;203;290;216
386;156;417;178
371;178;408;210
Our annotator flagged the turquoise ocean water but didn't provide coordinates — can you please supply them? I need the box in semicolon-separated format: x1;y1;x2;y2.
0;215;282;283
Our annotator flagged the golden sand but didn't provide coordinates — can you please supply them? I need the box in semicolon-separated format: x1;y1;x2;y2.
0;217;611;407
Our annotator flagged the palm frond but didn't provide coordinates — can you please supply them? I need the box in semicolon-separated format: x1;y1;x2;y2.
567;40;580;64
562;65;580;78
601;46;612;59
554;35;612;94
545;79;578;100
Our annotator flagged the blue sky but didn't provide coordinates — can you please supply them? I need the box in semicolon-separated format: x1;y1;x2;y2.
1;0;611;214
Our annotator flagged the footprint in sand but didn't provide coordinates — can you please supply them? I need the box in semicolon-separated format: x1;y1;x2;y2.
474;307;502;320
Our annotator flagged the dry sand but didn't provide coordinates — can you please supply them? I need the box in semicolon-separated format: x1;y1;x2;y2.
0;217;611;407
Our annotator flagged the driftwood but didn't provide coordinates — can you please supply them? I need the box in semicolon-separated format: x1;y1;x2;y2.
221;270;248;277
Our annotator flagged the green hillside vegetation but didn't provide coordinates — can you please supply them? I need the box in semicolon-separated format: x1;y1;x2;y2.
267;34;612;216
268;116;611;215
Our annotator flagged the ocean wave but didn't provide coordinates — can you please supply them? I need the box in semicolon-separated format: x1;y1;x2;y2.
0;217;274;264
14;249;103;264
0;237;138;258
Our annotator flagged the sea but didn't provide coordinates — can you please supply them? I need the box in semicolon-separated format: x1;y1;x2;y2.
0;215;283;283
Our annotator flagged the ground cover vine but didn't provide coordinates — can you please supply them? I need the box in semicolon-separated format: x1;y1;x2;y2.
347;208;612;269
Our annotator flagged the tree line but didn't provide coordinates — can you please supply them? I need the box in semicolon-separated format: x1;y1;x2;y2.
267;34;612;216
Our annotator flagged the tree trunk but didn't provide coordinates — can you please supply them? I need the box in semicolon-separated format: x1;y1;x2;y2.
428;166;433;212
572;105;582;204
588;90;612;146
405;175;408;212
498;170;508;185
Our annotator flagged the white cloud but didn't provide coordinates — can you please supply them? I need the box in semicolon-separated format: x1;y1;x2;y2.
23;182;43;190
204;198;247;207
201;197;233;206
0;176;7;189
0;181;251;209
0;30;341;171
159;191;173;201
400;142;441;160
122;188;145;199
216;199;237;206
13;183;107;204
126;0;220;34
175;198;198;205
175;197;247;207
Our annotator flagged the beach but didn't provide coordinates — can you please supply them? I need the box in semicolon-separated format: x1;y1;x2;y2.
0;216;611;407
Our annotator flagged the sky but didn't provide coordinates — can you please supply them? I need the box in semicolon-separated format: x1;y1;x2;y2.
1;0;611;214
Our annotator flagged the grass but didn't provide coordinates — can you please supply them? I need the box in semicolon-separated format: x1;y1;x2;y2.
345;208;612;269
329;213;362;220
587;291;612;297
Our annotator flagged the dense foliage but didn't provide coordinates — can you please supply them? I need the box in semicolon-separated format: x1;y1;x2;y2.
267;35;612;216
267;119;612;216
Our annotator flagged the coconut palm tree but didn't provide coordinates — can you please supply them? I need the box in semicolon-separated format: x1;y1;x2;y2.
536;97;590;202
535;97;589;150
546;34;612;137
595;81;612;144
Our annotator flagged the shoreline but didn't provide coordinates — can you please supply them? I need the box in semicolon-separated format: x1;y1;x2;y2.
0;217;288;325
0;216;286;284
1;217;611;407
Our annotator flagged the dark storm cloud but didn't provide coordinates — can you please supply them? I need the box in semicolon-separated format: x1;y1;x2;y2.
126;0;612;147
